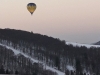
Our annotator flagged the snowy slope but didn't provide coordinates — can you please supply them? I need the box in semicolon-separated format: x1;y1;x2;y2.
66;42;100;48
0;43;65;75
0;42;98;75
94;41;100;45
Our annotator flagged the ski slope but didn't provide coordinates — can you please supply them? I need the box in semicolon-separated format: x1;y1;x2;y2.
66;42;100;48
0;43;65;75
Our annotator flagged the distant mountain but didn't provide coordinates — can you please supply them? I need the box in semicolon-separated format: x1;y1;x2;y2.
93;41;100;45
0;28;100;75
66;42;100;48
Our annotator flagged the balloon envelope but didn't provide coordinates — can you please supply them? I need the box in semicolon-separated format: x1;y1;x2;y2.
27;3;36;15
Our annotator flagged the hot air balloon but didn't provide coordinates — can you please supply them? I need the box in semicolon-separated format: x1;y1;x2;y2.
27;3;36;15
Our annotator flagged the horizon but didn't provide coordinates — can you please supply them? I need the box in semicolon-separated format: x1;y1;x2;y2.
0;0;100;44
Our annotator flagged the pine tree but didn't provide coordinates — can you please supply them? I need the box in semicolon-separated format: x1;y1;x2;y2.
75;58;82;74
0;65;5;74
55;56;60;70
15;70;19;74
5;69;10;74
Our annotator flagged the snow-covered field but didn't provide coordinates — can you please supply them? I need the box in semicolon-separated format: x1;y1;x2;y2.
66;42;100;48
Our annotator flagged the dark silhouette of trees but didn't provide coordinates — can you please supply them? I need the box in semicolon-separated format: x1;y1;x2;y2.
75;58;82;73
0;65;5;74
15;70;19;74
55;56;60;70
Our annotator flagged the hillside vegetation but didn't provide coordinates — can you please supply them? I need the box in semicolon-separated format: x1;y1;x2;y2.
0;28;100;75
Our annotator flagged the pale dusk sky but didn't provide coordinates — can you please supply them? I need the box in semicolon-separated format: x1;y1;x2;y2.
0;0;100;44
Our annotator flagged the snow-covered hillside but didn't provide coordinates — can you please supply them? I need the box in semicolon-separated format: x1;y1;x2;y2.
0;42;99;75
66;42;100;48
94;41;100;45
0;43;65;75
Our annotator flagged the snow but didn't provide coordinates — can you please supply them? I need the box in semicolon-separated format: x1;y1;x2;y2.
66;42;100;48
0;43;20;55
0;43;65;75
66;65;75;71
